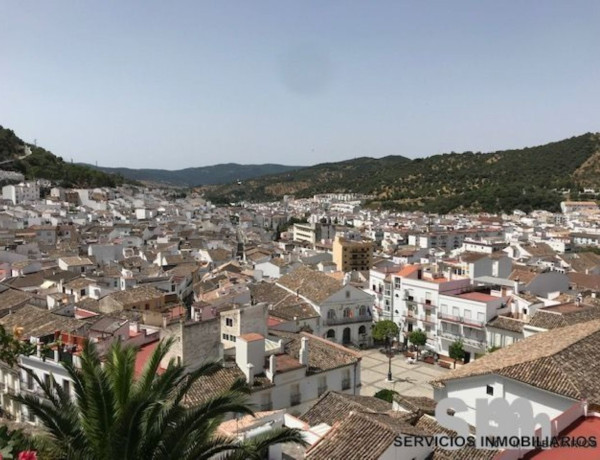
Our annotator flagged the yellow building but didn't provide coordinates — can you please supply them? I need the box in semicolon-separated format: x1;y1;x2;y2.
332;235;374;272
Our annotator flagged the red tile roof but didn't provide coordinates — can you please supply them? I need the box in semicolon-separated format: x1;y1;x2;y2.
239;333;264;342
134;340;164;378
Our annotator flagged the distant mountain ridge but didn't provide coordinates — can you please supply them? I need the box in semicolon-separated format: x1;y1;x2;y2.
203;133;600;214
86;163;302;186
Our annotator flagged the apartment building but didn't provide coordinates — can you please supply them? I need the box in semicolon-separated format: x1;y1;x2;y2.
437;290;508;361
332;235;374;272
219;302;268;352
408;229;504;251
1;182;40;205
186;331;362;417
292;222;335;246
392;266;471;354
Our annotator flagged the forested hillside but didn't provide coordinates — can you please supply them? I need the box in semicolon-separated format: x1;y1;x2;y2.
0;126;125;188
86;163;301;186
204;133;600;213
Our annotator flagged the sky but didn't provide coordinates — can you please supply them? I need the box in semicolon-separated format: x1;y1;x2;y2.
2;1;600;169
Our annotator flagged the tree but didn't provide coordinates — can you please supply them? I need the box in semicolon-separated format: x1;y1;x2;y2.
372;320;399;349
13;339;306;460
0;325;35;367
373;389;399;403
449;340;465;369
408;329;427;359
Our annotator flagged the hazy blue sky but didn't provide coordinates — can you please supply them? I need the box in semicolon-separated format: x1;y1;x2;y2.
2;1;600;169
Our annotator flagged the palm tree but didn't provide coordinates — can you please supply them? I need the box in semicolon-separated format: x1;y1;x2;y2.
13;338;306;459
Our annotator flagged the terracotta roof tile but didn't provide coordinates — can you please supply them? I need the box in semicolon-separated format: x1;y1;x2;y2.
432;320;600;405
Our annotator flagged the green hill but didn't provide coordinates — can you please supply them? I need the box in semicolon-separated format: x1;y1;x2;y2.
204;133;600;213
0;125;125;188
85;163;302;186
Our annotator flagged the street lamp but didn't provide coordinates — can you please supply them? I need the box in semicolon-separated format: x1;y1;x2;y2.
386;337;396;382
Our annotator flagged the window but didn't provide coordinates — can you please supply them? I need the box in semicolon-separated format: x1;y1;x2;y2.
80;289;86;297
327;310;336;319
341;369;351;390
486;385;494;396
222;333;229;340
318;376;327;396
290;384;301;406
359;305;367;316
225;318;233;327
523;308;528;315
343;308;353;318
345;290;350;299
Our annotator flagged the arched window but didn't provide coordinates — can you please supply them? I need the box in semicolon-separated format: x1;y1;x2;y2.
327;310;336;319
343;307;353;318
359;325;366;335
359;305;367;316
326;329;335;339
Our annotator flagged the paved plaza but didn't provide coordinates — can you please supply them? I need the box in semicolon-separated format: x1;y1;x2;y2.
358;348;451;398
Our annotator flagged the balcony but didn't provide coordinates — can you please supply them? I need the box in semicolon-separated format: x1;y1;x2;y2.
463;336;487;350
462;318;486;329
290;394;301;406
438;312;462;324
326;314;372;326
341;379;351;391
422;301;435;310
440;330;461;341
419;315;436;325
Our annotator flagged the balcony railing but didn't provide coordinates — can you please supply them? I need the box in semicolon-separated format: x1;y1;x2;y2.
438;312;486;328
341;379;351;391
290;394;301;406
462;318;486;329
419;315;436;325
438;312;462;323
326;314;372;326
440;331;461;341
463;336;487;349
422;301;436;310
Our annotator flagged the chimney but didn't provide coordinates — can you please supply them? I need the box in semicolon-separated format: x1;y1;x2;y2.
235;334;265;385
299;337;309;366
514;278;520;295
246;363;254;385
269;354;276;381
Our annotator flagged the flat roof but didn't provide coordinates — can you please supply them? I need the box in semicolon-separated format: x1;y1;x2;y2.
456;291;498;302
239;333;264;342
474;276;515;287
